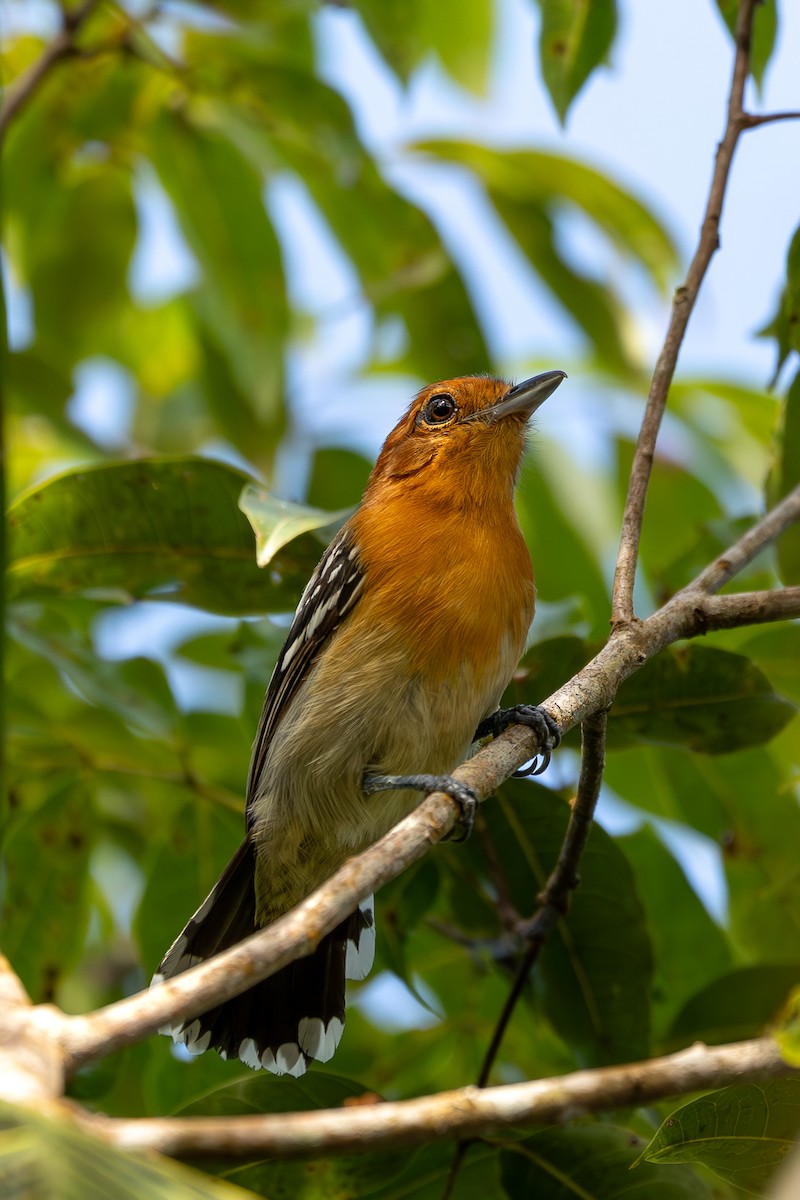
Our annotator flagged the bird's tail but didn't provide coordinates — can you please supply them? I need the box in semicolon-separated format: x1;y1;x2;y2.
151;839;376;1076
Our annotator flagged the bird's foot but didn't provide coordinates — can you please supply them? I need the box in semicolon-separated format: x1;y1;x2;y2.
475;704;561;776
363;772;478;842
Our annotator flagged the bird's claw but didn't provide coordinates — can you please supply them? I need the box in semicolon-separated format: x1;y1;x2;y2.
362;772;478;841
476;704;561;776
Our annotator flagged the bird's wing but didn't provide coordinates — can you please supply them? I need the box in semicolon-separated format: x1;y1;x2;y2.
245;523;365;825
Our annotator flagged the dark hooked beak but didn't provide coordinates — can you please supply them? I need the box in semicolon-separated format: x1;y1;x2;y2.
465;369;567;423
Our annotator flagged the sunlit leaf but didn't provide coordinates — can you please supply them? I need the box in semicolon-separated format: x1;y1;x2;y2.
238;486;346;567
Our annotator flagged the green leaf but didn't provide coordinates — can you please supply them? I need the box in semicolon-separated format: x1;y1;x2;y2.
502;1123;713;1198
609;644;796;754
238;485;347;567
415;141;678;364
760;226;800;385
149;111;288;439
306;447;373;511
537;0;618;124
714;0;778;88
1;787;93;1002
641;1078;800;1195
353;0;494;94
376;858;441;1008
666;965;800;1050
6;459;320;616
774;369;800;584
620;828;733;1039
485;783;653;1066
0;1101;261;1200
135;800;243;974
739;626;800;706
515;453;612;640
15;166;137;365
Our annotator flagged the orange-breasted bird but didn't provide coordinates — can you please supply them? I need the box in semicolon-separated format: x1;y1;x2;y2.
154;370;565;1074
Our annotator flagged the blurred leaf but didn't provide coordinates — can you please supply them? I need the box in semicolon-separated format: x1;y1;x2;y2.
775;985;800;1066
616;438;724;597
417;140;677;366
714;0;778;88
239;485;346;567
149;111;288;441
17;166;137;365
670;378;779;491
231;1136;500;1200
1;787;93;1002
602;744;800;962
0;1101;260;1200
482;783;652;1066
774;369;800;583
640;1078;800;1195
135;799;243;973
353;0;494;94
306;447;373;511
739;626;800;705
620;828;733;1039
760;225;800;385
609;644;796;754
537;0;618;123
516;454;611;640
511;635;592;715
502;1123;713;1198
666;964;800;1050
377;858;441;1007
7;459;320;615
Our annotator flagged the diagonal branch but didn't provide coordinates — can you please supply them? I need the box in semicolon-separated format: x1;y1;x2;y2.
611;0;761;625
0;0;100;142
49;485;800;1076
78;1037;793;1159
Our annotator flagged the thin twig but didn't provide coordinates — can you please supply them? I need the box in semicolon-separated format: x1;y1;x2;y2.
477;711;608;1091
611;0;760;625
0;0;100;141
78;1037;793;1158
741;109;800;128
689;488;800;593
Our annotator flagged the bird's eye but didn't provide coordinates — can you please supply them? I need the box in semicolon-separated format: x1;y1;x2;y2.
423;394;456;425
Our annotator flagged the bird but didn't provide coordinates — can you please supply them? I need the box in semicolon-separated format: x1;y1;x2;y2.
153;370;566;1076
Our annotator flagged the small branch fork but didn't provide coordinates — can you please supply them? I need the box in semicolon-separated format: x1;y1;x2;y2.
610;0;798;625
0;1;100;142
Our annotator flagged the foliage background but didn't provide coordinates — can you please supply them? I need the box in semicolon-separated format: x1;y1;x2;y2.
2;0;800;1196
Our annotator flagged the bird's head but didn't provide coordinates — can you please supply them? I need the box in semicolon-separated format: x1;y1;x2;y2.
369;371;566;503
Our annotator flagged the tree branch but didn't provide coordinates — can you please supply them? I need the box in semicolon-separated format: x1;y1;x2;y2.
79;1037;793;1159
741;109;800;128
611;0;760;624
0;0;100;142
50;486;800;1076
690;487;800;593
478;710;609;1089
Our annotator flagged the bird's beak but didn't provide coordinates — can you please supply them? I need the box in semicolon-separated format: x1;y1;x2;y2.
466;370;567;423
